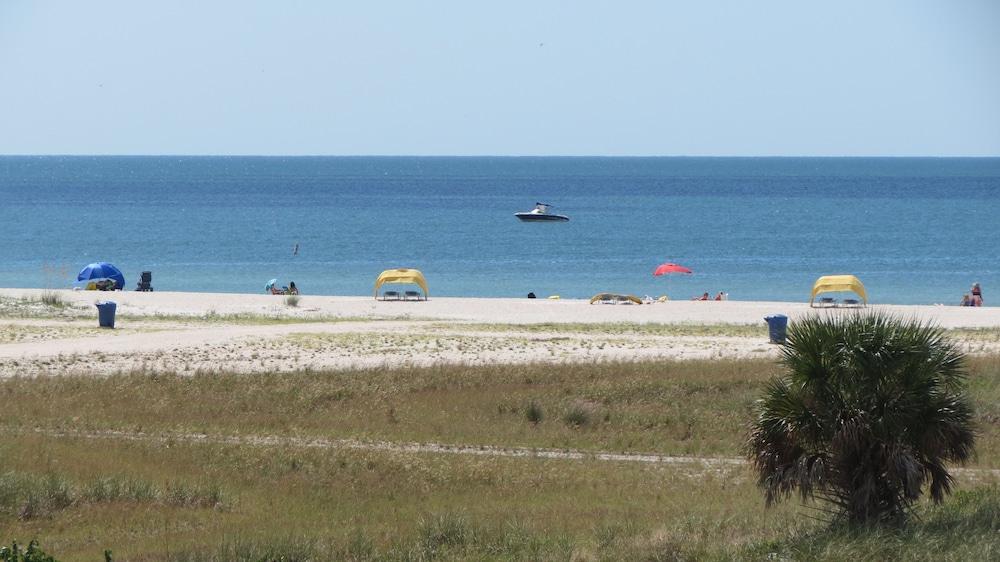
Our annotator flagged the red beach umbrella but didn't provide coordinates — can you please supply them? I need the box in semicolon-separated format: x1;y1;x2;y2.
653;263;693;276
653;262;692;299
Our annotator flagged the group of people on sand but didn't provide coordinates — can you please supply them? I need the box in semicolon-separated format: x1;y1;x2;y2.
692;291;727;301
269;281;299;295
960;283;984;307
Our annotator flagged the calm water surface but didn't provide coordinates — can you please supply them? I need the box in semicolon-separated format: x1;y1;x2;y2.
2;156;998;304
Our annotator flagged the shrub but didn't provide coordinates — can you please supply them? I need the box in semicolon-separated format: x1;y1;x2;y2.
525;401;544;424
285;295;300;307
0;540;57;562
747;312;975;525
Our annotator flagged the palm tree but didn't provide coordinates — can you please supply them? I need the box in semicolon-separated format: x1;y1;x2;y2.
747;312;975;524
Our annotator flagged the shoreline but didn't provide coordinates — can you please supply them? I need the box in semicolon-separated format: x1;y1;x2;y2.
3;287;999;328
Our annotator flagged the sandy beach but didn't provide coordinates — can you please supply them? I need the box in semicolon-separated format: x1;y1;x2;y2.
2;288;998;377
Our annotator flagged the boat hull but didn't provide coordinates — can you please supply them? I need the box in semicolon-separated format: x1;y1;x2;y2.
515;213;569;222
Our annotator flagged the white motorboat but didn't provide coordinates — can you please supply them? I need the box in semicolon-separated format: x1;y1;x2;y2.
514;202;569;222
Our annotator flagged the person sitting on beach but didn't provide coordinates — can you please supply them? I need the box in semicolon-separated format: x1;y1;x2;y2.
288;281;299;295
972;283;983;306
693;292;709;301
270;285;285;295
714;291;725;301
960;294;972;306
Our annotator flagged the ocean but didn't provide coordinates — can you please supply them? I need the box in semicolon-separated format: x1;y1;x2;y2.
1;156;998;305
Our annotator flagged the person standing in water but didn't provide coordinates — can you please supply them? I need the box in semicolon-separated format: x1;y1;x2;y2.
292;242;299;256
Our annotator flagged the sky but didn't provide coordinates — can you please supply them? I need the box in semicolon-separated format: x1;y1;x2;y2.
1;1;998;156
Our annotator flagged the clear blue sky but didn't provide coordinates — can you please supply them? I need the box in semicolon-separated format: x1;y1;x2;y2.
2;1;998;156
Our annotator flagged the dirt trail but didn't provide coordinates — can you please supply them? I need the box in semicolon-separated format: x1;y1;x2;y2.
10;427;998;479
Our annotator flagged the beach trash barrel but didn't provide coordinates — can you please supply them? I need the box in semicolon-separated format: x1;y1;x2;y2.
96;301;117;328
764;314;788;344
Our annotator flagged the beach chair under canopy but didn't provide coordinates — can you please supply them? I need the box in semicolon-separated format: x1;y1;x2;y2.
373;268;429;301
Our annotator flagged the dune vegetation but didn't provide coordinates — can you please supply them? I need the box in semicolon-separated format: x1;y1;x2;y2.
1;353;998;560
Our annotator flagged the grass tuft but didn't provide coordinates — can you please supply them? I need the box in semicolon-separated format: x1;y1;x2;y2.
525;400;544;425
563;401;599;429
285;295;300;307
165;536;321;562
0;470;223;521
39;290;66;308
418;512;472;551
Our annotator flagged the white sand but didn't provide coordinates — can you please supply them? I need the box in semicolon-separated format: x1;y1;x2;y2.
1;288;998;377
4;288;999;326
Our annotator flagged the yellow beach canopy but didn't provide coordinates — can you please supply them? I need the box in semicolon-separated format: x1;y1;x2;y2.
810;275;867;306
589;293;643;305
374;268;428;299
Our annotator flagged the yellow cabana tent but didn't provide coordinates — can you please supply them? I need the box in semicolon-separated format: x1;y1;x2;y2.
374;268;429;300
590;293;643;305
810;275;867;307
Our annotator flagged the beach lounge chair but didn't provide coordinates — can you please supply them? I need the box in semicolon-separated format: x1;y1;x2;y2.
843;298;860;306
136;271;153;292
404;290;422;301
383;290;401;300
819;297;836;307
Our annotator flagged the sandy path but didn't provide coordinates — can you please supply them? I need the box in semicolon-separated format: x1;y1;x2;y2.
10;427;998;480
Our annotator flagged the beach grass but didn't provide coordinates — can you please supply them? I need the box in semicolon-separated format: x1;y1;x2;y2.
114;311;378;325
2;430;996;561
1;356;998;559
0;359;776;458
0;295;393;325
433;321;770;338
0;432;799;560
432;321;1000;340
0;324;133;344
2;357;999;464
0;295;88;319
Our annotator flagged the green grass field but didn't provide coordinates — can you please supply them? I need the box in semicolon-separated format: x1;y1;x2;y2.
2;349;999;559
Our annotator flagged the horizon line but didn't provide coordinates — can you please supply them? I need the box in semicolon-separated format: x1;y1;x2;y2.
2;153;1000;159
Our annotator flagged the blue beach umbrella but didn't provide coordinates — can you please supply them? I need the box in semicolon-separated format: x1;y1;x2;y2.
77;262;125;290
265;279;278;293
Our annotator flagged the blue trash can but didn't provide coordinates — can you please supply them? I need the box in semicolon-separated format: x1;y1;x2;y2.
764;314;788;344
96;301;117;328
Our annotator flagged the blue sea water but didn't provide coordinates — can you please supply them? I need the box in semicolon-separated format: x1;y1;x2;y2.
1;156;998;305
